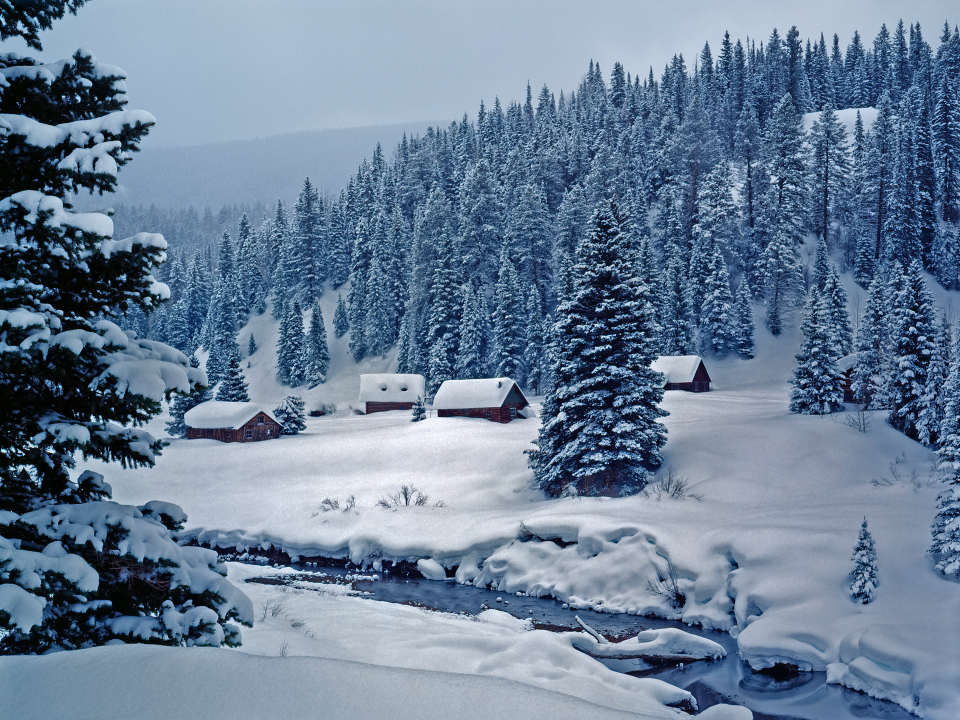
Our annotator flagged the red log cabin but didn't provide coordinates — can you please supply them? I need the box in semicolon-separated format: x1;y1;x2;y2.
184;401;281;442
359;374;426;414
432;378;531;423
650;355;712;392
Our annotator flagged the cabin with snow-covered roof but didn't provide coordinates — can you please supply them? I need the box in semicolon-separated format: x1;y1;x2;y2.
184;401;280;442
651;355;711;392
432;378;530;423
837;353;862;404
359;374;425;414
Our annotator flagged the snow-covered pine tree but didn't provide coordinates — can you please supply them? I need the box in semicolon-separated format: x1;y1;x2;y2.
757;226;805;335
765;93;808;244
532;199;667;497
275;298;292;384
273;396;306;435
932;327;960;577
411;396;426;422
492;249;525;379
285;300;309;387
248;333;257;356
917;314;952;447
522;289;549;395
455;282;487;380
166;355;213;438
216;341;250;403
733;279;755;359
306;301;330;386
790;288;845;414
888;260;937;439
0;14;251;653
292;177;324;305
347;218;372;362
333;292;349;338
849;518;878;604
698;245;737;356
822;265;853;356
809;104;851;246
364;213;396;358
425;233;461;395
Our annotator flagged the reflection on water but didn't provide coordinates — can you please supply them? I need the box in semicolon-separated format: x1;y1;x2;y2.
284;565;914;720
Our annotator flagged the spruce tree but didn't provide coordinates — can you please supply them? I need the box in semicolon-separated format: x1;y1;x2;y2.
273;396;306;435
765;93;808;244
790;289;845;414
823;266;853;356
932;329;960;577
333;292;349;338
917;315;952;447
733;279;755;359
0;10;251;653
306;301;330;386
455;282;487;380
216;341;250;403
411;396;426;422
532;200;666;497
522;289;549;394
284;301;309;387
888;260;937;438
809;104;851;245
248;334;257;356
849;519;878;604
757;227;805;335
698;246;737;356
425;233;461;394
492;250;525;379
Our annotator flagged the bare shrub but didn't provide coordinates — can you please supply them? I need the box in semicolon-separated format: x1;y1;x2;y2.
871;454;916;487
313;495;357;516
270;601;285;618
645;559;685;610
643;467;703;501
843;405;873;433
278;638;289;657
376;485;435;507
289;617;306;629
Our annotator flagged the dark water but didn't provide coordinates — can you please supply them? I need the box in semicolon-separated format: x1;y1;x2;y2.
282;563;913;720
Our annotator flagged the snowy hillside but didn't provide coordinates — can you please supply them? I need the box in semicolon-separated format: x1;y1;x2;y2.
81;274;960;720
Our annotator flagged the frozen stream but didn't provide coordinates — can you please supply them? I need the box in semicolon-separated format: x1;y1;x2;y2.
272;563;913;720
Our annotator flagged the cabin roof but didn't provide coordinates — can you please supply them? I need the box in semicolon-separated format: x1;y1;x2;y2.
184;401;267;430
837;353;858;372
650;355;708;384
432;378;528;410
358;373;425;403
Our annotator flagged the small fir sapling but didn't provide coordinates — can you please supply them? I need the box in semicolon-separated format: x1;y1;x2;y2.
274;396;307;435
411;396;426;422
333;293;350;338
849;518;878;604
248;334;257;356
216;342;250;402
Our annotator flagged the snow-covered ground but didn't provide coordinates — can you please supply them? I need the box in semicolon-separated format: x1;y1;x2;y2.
46;281;960;720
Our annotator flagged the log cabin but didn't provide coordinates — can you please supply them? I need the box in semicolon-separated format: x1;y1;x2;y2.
651;355;712;392
359;373;425;414
184;401;281;442
432;378;531;423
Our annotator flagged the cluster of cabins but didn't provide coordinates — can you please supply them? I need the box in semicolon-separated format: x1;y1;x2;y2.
182;355;713;442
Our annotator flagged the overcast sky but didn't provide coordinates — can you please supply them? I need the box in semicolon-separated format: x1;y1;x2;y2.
7;0;956;147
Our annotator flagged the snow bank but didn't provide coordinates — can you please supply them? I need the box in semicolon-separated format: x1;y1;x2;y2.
0;644;688;720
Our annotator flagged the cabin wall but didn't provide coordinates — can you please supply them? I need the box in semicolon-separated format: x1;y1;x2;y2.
186;418;280;442
437;403;526;423
365;401;415;414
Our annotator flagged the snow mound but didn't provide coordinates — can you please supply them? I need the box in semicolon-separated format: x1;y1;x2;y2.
416;557;447;580
570;626;726;661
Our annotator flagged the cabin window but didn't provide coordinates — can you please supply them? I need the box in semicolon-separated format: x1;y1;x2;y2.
509;407;517;419
245;428;253;439
257;414;264;425
485;410;492;420
266;428;271;437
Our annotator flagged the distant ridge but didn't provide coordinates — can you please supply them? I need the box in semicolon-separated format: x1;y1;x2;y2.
111;121;444;210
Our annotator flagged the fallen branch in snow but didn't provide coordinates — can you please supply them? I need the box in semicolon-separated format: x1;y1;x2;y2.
569;619;725;661
575;615;608;644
